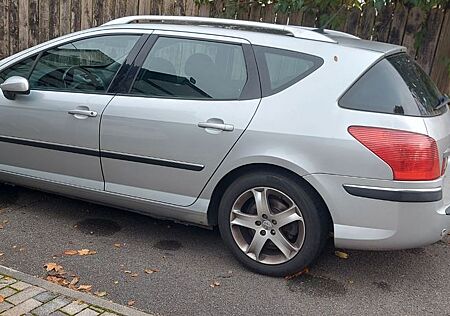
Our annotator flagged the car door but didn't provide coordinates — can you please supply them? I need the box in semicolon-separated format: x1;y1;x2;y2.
100;32;261;206
0;33;143;190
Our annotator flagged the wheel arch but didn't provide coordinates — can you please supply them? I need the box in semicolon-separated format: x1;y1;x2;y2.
207;163;334;231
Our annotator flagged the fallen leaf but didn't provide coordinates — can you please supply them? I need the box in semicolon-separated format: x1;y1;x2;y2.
64;250;78;256
128;300;135;306
285;268;309;280
131;273;138;277
114;243;121;248
0;253;4;256
46;275;69;286
0;295;4;303
144;268;159;274
69;277;79;286
94;291;107;297
124;270;132;274
78;284;92;292
335;251;349;259
44;263;63;273
77;249;97;256
210;281;220;288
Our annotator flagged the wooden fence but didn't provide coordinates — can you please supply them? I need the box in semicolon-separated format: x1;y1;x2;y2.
0;0;449;92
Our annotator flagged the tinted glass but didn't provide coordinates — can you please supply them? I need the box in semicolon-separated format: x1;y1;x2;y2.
254;46;323;96
388;54;444;116
339;53;445;116
29;35;140;93
0;56;37;84
131;37;247;100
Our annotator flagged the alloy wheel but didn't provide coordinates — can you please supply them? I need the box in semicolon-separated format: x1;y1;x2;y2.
229;187;305;265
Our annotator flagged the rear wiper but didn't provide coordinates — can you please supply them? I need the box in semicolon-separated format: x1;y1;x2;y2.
435;95;449;110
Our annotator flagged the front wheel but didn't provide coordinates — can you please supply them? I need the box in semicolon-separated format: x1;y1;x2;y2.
218;171;329;276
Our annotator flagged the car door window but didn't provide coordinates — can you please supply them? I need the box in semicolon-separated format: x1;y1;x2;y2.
130;37;248;100
28;35;140;93
0;56;37;84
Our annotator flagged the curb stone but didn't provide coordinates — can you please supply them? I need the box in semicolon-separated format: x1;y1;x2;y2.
0;265;152;316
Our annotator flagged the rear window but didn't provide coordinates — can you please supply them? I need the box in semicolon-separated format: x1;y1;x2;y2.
339;53;445;116
254;46;323;96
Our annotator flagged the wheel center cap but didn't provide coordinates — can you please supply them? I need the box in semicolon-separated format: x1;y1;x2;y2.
261;220;272;230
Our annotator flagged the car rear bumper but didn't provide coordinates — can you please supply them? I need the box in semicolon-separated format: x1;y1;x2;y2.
305;174;450;250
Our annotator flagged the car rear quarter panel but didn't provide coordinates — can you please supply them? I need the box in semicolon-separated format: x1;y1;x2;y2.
200;42;428;204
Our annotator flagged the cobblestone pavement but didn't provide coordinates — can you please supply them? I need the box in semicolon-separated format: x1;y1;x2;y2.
0;271;150;316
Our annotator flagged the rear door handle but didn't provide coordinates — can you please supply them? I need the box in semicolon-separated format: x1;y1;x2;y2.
68;109;98;118
198;122;234;132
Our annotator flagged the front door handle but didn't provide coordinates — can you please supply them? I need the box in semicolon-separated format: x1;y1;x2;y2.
198;122;234;132
68;109;98;118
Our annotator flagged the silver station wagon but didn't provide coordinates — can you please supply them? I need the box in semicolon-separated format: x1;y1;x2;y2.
0;16;449;276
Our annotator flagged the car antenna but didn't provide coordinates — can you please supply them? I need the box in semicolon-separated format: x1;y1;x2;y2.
314;4;347;34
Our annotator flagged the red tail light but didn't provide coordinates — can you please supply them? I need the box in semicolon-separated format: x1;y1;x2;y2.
348;126;441;181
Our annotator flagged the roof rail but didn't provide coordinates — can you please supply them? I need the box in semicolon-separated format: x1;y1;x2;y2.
102;16;337;43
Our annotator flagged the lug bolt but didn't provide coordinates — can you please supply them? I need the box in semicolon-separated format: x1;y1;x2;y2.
255;221;261;226
262;214;268;219
272;220;277;225
271;229;276;235
260;230;266;236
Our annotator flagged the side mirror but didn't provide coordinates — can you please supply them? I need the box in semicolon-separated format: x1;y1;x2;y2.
0;76;30;100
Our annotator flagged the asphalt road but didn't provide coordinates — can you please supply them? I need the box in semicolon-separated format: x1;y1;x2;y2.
0;184;449;316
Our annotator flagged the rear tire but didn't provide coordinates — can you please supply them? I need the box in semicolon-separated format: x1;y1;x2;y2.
218;171;329;276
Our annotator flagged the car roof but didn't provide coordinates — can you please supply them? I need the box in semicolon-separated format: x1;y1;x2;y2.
99;16;405;55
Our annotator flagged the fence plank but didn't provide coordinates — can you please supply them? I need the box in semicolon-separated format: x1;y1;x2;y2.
0;0;9;59
28;0;39;47
416;8;445;74
289;10;303;26
39;0;50;43
344;7;359;35
60;0;71;36
138;0;151;14
401;7;426;57
92;0;104;26
431;9;450;94
248;1;261;21
9;0;18;54
373;3;394;42
388;3;408;45
104;0;117;23
153;0;164;14
116;0;127;17
71;0;82;32
18;0;29;51
358;4;375;39
125;0;139;15
301;9;316;27
81;0;93;29
276;12;289;25
48;0;60;39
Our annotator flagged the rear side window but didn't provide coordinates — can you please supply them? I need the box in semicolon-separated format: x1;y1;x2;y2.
131;37;248;100
339;53;445;117
254;46;323;96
